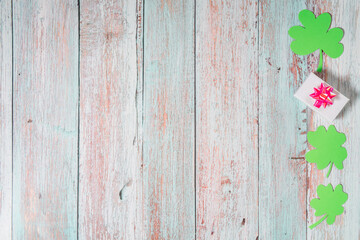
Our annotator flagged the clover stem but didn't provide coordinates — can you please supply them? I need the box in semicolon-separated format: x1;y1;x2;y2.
317;49;323;72
309;215;327;229
326;162;334;178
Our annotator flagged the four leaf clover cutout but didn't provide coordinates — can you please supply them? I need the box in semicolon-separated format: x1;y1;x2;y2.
309;184;348;229
289;9;349;230
306;125;349;229
306;125;347;178
288;9;344;72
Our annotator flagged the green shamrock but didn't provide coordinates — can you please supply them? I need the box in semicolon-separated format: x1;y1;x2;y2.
309;184;348;229
288;9;344;72
306;125;347;177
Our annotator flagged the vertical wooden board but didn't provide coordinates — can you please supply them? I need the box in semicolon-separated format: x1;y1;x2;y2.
196;0;259;239
143;0;195;239
0;0;12;238
306;1;360;239
12;0;78;239
135;1;144;238
259;0;308;239
79;0;143;239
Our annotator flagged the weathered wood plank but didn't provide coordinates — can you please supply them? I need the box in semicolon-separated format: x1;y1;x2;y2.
259;0;308;239
0;0;12;238
135;1;144;238
12;0;79;238
79;0;143;239
307;1;360;239
142;0;195;238
196;0;259;238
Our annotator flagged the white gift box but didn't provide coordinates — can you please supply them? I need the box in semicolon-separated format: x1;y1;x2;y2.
294;73;349;122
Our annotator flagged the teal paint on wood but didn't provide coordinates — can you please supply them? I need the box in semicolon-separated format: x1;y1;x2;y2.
12;0;79;238
259;0;308;238
79;0;143;238
2;0;360;238
196;0;259;239
0;0;12;238
143;0;195;238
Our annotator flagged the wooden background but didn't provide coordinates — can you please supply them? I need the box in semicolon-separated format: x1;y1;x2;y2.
0;0;359;239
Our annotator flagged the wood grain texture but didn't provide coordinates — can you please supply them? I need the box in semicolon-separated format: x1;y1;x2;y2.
3;1;360;239
196;0;259;239
12;0;79;239
306;1;360;239
259;0;308;239
0;0;12;238
143;0;195;239
79;0;143;239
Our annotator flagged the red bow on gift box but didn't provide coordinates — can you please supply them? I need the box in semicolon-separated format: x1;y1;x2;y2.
310;83;336;108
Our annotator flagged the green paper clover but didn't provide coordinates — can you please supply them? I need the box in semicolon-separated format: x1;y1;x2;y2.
288;9;344;72
306;125;347;177
309;184;348;229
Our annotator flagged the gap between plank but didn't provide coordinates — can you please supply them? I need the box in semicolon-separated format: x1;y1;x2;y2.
257;0;260;239
11;0;14;238
193;0;197;238
77;0;81;239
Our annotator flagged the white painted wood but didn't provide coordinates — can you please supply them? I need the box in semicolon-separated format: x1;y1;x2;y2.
196;0;259;238
142;0;195;239
12;0;79;238
0;0;12;238
259;0;308;238
79;0;143;238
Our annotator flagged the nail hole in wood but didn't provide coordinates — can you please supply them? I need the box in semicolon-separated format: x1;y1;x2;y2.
119;189;123;200
119;180;132;200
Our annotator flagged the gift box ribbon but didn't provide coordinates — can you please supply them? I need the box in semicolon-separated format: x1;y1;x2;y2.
310;83;336;108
